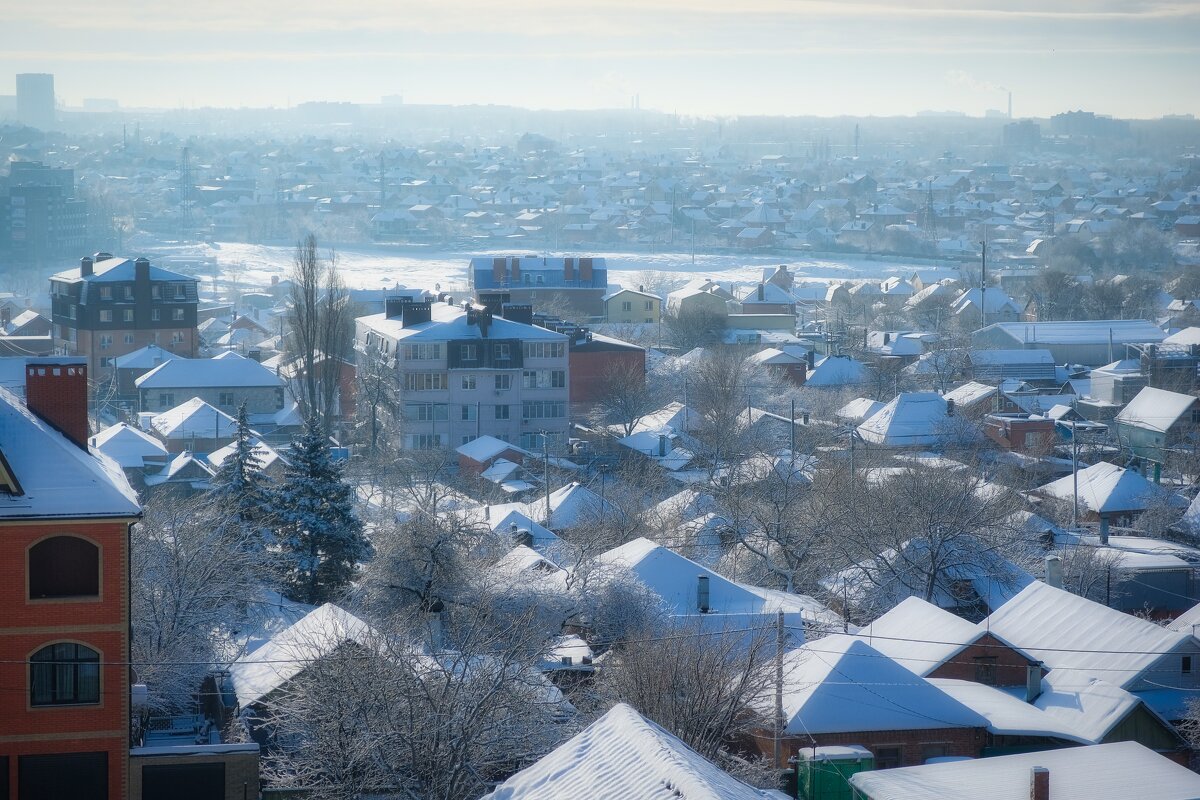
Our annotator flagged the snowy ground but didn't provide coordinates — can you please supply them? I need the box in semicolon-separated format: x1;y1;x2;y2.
135;237;964;298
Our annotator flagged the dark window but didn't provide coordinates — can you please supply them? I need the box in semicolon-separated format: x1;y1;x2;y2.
873;746;902;769
1184;656;1193;675
142;762;224;800
974;656;998;686
0;756;7;800
922;744;949;763
30;642;100;706
28;536;99;599
19;752;107;800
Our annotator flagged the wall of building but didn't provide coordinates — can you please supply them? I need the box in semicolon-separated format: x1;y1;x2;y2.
128;749;260;800
138;385;284;415
925;634;1039;687
757;726;988;769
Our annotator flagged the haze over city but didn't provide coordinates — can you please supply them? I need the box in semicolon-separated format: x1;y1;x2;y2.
4;0;1199;117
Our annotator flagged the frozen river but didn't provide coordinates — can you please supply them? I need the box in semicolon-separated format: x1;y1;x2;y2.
138;238;964;297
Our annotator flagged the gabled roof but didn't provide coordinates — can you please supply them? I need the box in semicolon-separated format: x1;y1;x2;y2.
206;437;286;472
0;387;141;519
112;344;187;371
928;679;1093;744
806;355;868;387
1115;386;1198;434
144;451;215;487
1036;461;1181;515
778;635;988;735
358;303;567;343
857;597;985;676
89;422;169;469
482;703;781;800
136;352;283;389
51;257;194;284
977;319;1166;346
984;581;1193;688
149;397;238;440
456;434;532;463
836;397;885;425
850;741;1200;800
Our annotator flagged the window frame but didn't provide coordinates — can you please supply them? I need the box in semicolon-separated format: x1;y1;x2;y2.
26;534;102;603
28;641;101;708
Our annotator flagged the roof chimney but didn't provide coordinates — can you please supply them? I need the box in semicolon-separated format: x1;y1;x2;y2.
25;360;90;449
400;301;432;328
1044;555;1063;589
1030;767;1049;800
80;256;93;277
946;399;955;417
658;433;668;457
806;350;815;369
134;257;151;282
697;575;711;613
1025;663;1043;703
758;282;765;301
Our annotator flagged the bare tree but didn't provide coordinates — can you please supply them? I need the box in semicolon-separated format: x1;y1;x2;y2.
587;359;657;437
287;233;353;432
354;335;400;455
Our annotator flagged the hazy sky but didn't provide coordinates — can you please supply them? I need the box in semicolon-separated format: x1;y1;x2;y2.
3;0;1198;118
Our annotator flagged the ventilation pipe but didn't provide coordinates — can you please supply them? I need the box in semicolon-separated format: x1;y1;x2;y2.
1025;663;1043;703
1044;555;1063;589
697;575;711;613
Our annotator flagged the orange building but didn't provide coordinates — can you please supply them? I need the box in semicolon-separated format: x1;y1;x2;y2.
0;359;142;799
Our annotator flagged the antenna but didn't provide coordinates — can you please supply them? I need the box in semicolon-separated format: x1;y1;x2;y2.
854;123;860;158
922;180;937;242
179;146;194;241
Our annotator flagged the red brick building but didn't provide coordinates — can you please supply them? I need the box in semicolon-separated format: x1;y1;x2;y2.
0;359;142;799
566;331;645;415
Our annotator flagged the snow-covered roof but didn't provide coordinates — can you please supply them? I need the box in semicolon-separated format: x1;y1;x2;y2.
857;392;948;447
359;303;567;343
984;581;1194;688
836;397;885;425
112;344;187;371
136;352;283;389
943;381;998;407
777;634;988;735
979;319;1166;346
51;256;194;284
149;397;239;440
805;355;868;387
951;287;1020;315
1036;461;1180;515
850;741;1200;800
927;678;1092;744
482;703;783;800
857;597;986;676
1115;386;1197;434
619;401;703;436
228;602;375;708
89;422;169;469
1033;674;1151;744
0;387;141;519
456;435;531;463
206;436;286;472
1164;326;1200;346
144;450;215;487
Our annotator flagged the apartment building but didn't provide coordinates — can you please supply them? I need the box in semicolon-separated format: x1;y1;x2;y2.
50;254;200;381
356;299;570;451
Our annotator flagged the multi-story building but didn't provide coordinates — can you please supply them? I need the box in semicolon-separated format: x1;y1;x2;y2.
15;73;55;130
0;358;142;798
50;254;200;382
0;162;87;268
356;298;570;451
469;255;609;318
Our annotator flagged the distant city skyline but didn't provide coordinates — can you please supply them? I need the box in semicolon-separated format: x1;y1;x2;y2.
2;0;1198;119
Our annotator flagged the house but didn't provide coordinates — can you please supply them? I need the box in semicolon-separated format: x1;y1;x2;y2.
110;343;186;399
469;255;609;317
951;288;1022;327
1114;386;1200;465
602;287;661;324
1;308;50;337
971;320;1165;367
0;359;143;798
89;421;170;472
356;299;570;452
564;329;645;414
759;634;989;768
747;347;808;385
739;282;797;315
666;282;731;320
1033;462;1186;533
850;741;1200;800
143;450;216;493
50;254;200;380
206;436;288;479
857;392;950;447
145;397;239;454
805;354;869;387
836;397;884;426
967;349;1058;384
480;704;786;800
984;413;1057;454
135;350;285;417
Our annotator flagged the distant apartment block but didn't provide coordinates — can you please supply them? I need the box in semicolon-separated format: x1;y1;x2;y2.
51;254;200;381
0;161;87;267
15;72;55;130
469;255;609;318
356;298;570;451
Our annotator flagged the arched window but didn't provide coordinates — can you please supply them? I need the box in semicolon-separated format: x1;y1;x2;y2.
30;642;100;706
28;536;99;599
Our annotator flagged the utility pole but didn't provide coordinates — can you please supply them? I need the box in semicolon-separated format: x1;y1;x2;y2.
542;431;551;524
979;237;987;332
774;609;785;769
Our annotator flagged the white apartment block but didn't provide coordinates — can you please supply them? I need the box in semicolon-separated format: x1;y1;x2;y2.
356;299;571;451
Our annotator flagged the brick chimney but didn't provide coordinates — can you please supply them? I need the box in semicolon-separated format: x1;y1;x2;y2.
80;256;94;277
25;360;89;449
1030;767;1049;800
134;257;151;282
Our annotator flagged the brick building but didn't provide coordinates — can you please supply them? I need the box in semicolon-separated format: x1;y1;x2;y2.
0;359;142;798
469;255;609;318
50;255;199;382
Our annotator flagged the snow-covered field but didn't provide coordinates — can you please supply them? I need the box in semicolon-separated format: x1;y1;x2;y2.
137;237;963;297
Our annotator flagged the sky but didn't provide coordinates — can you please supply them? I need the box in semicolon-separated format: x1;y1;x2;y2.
2;0;1198;118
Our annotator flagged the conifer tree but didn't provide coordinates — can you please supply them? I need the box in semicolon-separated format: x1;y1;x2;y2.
209;403;275;552
275;416;371;604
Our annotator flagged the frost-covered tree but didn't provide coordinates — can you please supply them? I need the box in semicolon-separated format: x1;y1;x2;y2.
275;417;371;604
209;403;275;552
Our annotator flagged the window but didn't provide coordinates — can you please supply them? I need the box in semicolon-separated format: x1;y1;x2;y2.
152;285;162;300
69;304;77;320
30;643;100;706
646;318;654;323
495;404;510;420
124;285;134;300
495;374;512;391
174;284;186;299
873;747;902;769
460;344;478;362
461;375;477;390
522;341;566;360
1185;656;1193;675
98;335;112;350
151;309;161;322
171;332;184;345
409;433;442;449
404;372;447;391
402;343;442;360
218;392;235;407
99;357;114;368
461;404;477;421
462;436;473;446
172;308;184;321
159;392;174;409
124;333;135;345
28;536;99;599
99;286;112;300
523;370;565;389
404;403;447;422
645;300;654;311
621;301;632;312
122;310;133;322
973;656;998;686
522;400;565;420
494;343;511;361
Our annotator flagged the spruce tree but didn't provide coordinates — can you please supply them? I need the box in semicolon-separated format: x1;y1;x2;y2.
275;417;371;604
209;403;275;552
